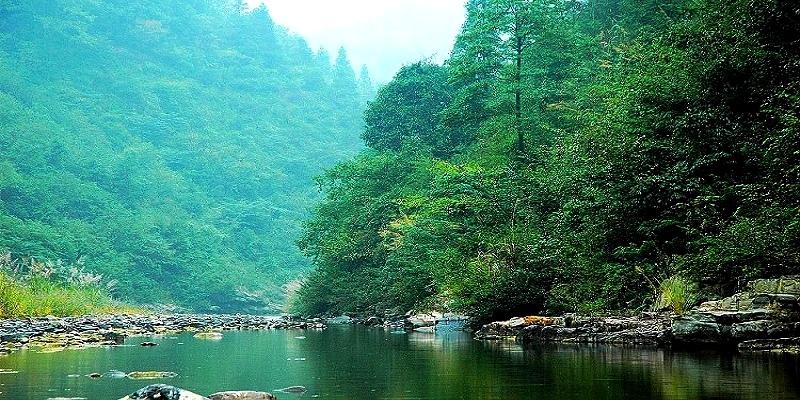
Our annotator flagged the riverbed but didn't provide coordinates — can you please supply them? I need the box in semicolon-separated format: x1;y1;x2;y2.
1;324;799;399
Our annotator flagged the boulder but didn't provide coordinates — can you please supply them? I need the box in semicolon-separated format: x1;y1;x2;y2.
672;318;723;345
119;384;207;400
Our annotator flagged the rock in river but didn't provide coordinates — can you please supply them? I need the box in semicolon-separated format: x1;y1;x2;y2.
101;369;128;379
119;384;207;400
208;391;275;400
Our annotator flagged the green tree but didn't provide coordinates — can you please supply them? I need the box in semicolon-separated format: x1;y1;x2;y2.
362;62;456;157
446;0;584;158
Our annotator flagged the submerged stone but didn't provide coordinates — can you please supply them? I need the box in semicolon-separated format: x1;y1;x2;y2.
193;332;224;340
127;371;179;380
275;386;307;394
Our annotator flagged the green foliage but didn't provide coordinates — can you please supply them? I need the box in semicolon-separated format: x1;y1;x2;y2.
0;0;367;311
294;151;432;315
296;0;800;324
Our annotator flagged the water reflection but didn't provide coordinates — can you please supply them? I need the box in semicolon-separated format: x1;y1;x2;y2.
0;326;798;399
478;339;800;400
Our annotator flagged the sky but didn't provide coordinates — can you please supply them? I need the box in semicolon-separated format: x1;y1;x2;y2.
246;0;467;83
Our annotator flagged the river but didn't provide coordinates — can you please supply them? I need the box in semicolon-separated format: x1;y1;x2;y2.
1;323;799;399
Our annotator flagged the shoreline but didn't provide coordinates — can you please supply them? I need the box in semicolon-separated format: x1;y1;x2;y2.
4;276;799;355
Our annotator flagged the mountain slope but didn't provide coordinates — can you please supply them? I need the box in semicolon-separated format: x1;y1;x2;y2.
0;0;367;311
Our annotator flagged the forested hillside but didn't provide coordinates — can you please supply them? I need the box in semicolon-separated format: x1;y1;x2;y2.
0;0;367;312
296;0;800;323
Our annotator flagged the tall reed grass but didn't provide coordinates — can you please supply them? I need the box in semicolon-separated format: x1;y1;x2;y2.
653;274;698;315
0;252;137;318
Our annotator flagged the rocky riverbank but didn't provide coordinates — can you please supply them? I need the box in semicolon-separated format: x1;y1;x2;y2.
0;313;324;354
475;276;800;353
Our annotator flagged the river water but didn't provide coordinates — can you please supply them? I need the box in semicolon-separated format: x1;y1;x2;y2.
1;323;799;399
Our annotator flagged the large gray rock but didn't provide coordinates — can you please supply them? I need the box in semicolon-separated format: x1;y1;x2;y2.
730;320;772;340
672;318;723;344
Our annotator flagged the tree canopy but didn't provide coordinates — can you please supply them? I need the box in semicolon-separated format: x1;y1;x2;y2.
296;0;800;322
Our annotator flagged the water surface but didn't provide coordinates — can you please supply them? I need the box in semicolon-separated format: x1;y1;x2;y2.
1;324;799;399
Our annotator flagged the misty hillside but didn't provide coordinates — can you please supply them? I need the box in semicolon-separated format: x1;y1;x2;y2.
0;0;368;312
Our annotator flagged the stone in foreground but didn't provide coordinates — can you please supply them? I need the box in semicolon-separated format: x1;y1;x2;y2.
119;384;208;400
208;391;275;400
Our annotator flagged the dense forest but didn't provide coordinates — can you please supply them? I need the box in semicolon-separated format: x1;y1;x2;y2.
0;0;368;312
296;0;800;323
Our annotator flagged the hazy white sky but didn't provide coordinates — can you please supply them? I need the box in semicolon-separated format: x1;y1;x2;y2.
246;0;467;83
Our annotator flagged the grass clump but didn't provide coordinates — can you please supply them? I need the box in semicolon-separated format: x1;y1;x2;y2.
0;252;138;318
638;265;699;315
653;274;698;315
